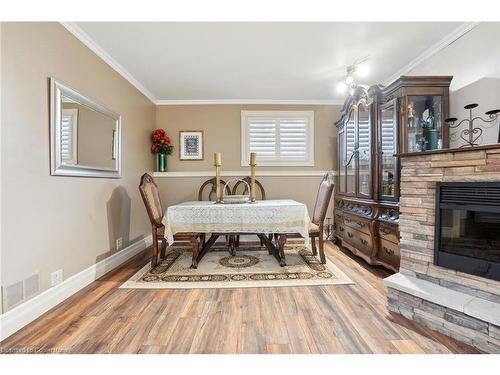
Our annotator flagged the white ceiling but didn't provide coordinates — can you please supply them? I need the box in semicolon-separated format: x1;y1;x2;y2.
71;22;464;104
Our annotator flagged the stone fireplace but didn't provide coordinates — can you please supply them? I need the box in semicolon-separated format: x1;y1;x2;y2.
384;145;500;353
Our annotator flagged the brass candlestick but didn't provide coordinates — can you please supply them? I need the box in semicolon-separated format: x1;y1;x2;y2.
214;152;222;203
250;152;256;203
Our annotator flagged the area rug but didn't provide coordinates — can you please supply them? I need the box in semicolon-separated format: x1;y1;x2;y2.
120;241;353;289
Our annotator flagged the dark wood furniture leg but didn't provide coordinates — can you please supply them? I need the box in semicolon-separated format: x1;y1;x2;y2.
258;234;286;266
311;236;318;256
151;226;159;267
190;237;200;269
228;235;236;256
318;223;326;264
278;234;287;266
160;238;167;259
195;234;220;265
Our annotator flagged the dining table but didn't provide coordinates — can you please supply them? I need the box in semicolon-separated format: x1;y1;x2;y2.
162;199;311;268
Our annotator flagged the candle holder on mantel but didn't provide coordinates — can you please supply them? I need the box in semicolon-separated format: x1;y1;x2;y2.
445;103;500;147
214;152;222;203
249;152;257;203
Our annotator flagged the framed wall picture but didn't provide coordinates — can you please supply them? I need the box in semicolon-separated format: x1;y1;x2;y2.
179;130;204;160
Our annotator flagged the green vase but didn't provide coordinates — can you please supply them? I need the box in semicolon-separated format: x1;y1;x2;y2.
158;154;167;172
423;128;439;150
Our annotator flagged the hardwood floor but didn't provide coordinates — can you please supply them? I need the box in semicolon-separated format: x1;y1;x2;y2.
0;242;478;354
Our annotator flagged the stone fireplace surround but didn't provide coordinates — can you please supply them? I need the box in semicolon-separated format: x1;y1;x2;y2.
384;144;500;353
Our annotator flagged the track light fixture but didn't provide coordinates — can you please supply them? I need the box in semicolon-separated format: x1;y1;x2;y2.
336;58;370;95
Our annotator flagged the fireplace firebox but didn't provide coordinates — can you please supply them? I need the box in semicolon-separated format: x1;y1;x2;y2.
435;181;500;281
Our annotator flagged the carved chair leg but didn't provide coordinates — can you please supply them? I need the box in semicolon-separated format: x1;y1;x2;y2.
278;234;287;266
160;238;167;259
151;227;159;267
228;235;236;256
311;235;318;256
190;237;199;269
236;235;240;247
318;225;326;264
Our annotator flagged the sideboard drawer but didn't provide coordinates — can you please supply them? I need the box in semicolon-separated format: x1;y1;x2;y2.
378;239;400;269
335;223;345;239
344;227;373;257
343;213;370;235
377;224;399;243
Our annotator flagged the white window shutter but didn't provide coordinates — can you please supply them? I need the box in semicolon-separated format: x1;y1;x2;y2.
241;111;314;166
61;108;78;165
248;118;277;158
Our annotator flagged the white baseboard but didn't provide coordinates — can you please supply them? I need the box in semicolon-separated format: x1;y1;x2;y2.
0;235;152;342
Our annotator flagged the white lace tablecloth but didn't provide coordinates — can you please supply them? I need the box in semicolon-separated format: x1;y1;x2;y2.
162;199;311;245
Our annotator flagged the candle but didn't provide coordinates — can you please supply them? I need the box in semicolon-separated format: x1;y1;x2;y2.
250;152;256;165
214;152;222;165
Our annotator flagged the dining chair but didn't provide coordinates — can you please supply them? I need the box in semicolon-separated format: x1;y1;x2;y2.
198;177;232;247
198;177;231;201
231;176;266;200
139;173;202;268
232;177;270;248
310;171;335;263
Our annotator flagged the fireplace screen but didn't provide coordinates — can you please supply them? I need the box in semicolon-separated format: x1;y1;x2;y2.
435;182;500;281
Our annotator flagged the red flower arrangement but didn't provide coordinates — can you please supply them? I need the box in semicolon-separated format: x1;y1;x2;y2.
150;129;174;155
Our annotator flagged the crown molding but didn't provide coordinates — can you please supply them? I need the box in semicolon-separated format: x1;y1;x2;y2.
156;99;343;105
60;22;158;104
383;22;481;86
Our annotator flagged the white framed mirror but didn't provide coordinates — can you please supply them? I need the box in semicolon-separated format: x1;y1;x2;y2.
50;77;121;178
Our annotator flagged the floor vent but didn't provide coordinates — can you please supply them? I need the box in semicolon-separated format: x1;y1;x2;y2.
3;281;24;310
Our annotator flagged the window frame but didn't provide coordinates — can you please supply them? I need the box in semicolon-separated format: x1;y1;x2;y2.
240;110;315;167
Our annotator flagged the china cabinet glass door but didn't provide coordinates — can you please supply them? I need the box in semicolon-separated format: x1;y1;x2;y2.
357;104;371;198
338;125;346;193
345;109;356;195
407;95;444;152
380;102;398;200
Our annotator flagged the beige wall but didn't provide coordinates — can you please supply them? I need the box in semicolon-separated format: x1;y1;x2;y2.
408;22;500;147
0;22;155;312
156;104;339;171
155;104;340;215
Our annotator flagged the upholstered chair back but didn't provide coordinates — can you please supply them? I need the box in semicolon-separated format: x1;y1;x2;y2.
312;172;334;225
139;173;164;227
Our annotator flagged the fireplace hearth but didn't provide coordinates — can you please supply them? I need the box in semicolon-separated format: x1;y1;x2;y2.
435;182;500;281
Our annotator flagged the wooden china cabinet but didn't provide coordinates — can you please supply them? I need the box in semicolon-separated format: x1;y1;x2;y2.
333;76;452;272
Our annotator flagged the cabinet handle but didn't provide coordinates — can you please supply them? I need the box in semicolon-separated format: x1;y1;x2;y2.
360;238;368;246
345;217;365;227
384;246;395;256
380;228;392;235
340;227;345;232
347;232;354;238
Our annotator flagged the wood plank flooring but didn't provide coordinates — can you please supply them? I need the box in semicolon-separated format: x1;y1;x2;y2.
0;242;478;354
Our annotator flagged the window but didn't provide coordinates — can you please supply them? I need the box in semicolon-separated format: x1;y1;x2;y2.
241;110;314;166
61;108;78;165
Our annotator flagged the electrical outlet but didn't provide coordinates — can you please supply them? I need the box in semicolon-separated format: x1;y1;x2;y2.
116;237;123;250
51;269;63;287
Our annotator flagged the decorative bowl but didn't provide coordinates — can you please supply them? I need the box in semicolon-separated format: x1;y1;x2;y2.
222;194;250;204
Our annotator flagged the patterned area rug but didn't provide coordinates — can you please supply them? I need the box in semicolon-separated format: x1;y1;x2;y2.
121;242;353;289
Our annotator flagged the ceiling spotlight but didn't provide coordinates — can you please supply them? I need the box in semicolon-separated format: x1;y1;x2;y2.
336;81;347;94
345;75;354;85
